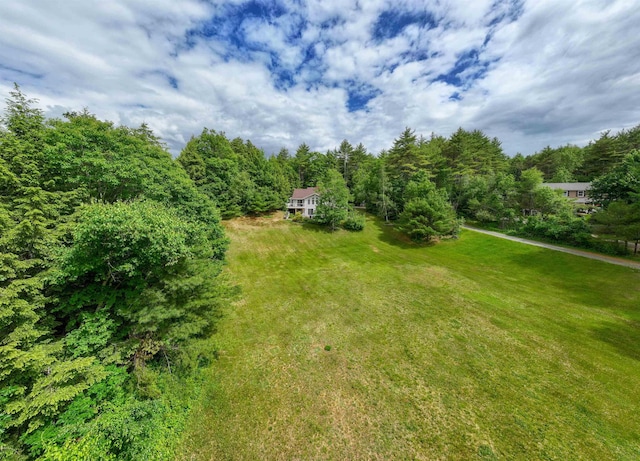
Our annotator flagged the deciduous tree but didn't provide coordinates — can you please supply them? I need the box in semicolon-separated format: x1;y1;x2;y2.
315;170;351;231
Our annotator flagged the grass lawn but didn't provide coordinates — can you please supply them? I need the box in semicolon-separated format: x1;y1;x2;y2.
177;213;640;460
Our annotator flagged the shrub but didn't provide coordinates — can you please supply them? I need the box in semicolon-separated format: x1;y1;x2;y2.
587;240;630;256
517;215;591;246
341;213;365;231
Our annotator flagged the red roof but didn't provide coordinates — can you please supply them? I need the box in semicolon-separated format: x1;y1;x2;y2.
291;187;319;199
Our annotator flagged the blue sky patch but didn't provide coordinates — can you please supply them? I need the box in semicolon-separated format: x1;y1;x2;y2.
320;16;345;30
434;49;497;88
284;15;307;42
167;75;178;89
400;49;435;63
346;81;381;112
488;0;525;26
372;9;437;41
235;0;286;19
268;56;296;90
183;0;287;54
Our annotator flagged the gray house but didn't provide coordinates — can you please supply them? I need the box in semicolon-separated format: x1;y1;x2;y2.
542;182;591;204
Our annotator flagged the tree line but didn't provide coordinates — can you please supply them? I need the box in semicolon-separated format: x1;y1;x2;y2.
178;120;638;250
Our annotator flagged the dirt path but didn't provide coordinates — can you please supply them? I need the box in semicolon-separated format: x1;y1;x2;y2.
462;225;640;270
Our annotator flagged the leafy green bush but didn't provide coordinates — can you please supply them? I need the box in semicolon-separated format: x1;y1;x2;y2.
586;240;630;256
514;215;633;255
291;213;305;223
341;213;365;231
517;215;591;246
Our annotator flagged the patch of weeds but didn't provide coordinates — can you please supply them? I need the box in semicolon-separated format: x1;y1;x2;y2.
478;444;498;459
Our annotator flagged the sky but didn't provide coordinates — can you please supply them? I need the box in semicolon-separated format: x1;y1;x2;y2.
1;0;639;157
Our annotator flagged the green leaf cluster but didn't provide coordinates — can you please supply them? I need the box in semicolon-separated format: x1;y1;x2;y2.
314;170;352;231
397;172;460;241
178;129;294;218
0;85;227;459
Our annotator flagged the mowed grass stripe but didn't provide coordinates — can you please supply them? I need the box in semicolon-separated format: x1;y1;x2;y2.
177;214;640;460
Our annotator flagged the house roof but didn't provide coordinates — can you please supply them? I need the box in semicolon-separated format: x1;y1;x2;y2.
542;182;591;191
291;187;319;199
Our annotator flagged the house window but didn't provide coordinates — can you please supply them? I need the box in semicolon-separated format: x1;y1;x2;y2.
563;191;568;197
297;200;304;206
578;190;585;197
308;209;314;216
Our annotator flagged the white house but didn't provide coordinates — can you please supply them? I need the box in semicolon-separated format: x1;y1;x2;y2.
287;187;320;217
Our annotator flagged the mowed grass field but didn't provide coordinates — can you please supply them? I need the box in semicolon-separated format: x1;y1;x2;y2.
177;214;640;460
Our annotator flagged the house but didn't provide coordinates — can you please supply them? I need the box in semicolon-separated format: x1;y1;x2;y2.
287;187;320;217
542;182;592;204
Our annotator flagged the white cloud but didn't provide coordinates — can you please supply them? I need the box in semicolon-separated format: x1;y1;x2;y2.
0;0;638;158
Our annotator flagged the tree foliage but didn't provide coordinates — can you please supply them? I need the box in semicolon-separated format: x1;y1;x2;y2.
522;144;584;181
590;150;640;207
397;172;459;241
0;86;227;459
579;126;640;180
178;129;294;218
589;150;640;253
591;201;640;254
315;170;351;231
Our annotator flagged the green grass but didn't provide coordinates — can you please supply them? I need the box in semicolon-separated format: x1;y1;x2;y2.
464;219;640;263
176;214;640;460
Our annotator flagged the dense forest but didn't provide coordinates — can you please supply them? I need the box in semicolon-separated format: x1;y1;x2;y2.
178;113;639;250
1;85;639;459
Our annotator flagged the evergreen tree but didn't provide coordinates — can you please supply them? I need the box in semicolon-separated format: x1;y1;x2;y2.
348;143;370;188
442;128;508;179
591;201;640;254
0;86;107;443
386;127;426;184
335;139;354;185
292;143;312;186
579;125;640;180
590;150;640;207
518;168;544;213
397;171;459;241
177;129;246;218
522;144;584;181
509;153;526;181
274;147;299;189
